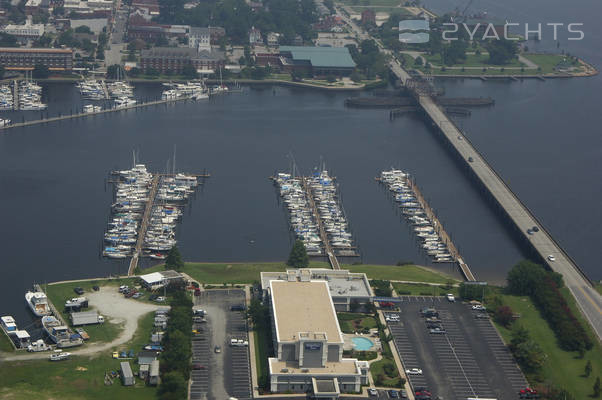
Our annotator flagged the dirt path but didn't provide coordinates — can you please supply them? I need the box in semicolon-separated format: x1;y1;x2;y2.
0;287;165;361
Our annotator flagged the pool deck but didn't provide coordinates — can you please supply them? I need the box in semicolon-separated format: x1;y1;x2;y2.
342;331;382;352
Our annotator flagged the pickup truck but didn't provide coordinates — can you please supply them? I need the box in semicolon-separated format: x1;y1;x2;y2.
230;338;249;347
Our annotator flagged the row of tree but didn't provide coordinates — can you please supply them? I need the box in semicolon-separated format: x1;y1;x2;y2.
156;0;317;45
507;260;592;353
158;290;193;400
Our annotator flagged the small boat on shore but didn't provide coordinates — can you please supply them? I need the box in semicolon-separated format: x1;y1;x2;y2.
25;290;52;317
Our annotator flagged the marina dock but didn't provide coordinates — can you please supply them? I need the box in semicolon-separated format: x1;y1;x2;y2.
12;80;18;110
405;178;475;281
302;177;340;270
128;175;160;275
0;95;200;131
100;80;110;100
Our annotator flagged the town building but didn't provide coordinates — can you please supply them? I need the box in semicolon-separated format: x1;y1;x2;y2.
139;269;185;290
262;278;370;397
1;18;45;39
0;47;73;71
131;0;160;18
278;46;356;76
140;47;224;74
248;26;262;45
361;9;376;25
260;269;373;312
266;32;280;47
188;27;210;52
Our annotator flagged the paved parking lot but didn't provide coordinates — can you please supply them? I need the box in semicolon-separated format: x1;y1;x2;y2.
191;289;252;400
387;296;528;400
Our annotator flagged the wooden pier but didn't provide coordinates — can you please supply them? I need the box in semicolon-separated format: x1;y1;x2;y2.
406;179;476;281
302;177;341;270
128;175;160;276
12;80;18;110
100;80;110;100
0;95;199;132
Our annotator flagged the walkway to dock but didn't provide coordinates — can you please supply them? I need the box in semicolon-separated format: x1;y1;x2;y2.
128;175;160;276
0;95;197;132
406;178;476;281
302;177;340;270
12;80;18;110
100;80;110;100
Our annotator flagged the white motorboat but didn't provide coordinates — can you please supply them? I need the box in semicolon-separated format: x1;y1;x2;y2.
25;291;52;317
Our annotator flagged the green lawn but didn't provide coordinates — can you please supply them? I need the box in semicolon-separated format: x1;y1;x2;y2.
595;283;602;295
346;264;456;284
340;0;402;6
45;278;136;344
521;53;579;73
0;331;15;352
145;262;330;285
337;313;378;333
493;293;602;398
423;52;523;68
392;282;458;296
0;312;157;400
370;355;402;387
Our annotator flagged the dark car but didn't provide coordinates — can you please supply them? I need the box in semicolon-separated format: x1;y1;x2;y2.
399;389;408;399
230;304;246;311
74;287;84;295
92;285;99;291
191;363;206;370
149;294;158;301
388;390;399;398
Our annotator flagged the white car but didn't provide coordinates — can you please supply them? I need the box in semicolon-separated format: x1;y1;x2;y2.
368;388;378;396
446;294;455;302
405;368;423;375
155;296;166;302
472;305;486;311
547;255;556;262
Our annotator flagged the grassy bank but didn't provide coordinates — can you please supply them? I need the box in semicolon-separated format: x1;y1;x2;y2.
0;331;15;352
146;262;455;286
392;282;458;296
45;278;136;344
346;264;456;284
0;312;157;400
493;293;602;398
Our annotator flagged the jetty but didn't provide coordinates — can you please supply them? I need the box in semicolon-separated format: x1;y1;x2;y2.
302;177;340;270
0;95;200;132
127;175;160;275
406;178;475;281
12;80;18;110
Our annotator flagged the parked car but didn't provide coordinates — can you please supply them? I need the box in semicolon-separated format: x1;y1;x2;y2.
192;363;206;370
429;328;446;334
194;288;201;296
118;285;129;293
399;389;408;399
92;285;100;291
368;388;378;397
472;304;486;311
112;351;119;359
155;296;166;302
475;313;489;319
214;345;221;353
405;368;423;375
230;304;246;311
132;292;143;299
73;287;84;295
446;293;455;302
388;390;399;398
149;294;158;301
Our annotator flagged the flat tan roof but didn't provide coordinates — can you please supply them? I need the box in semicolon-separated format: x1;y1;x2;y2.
270;280;343;343
269;358;358;375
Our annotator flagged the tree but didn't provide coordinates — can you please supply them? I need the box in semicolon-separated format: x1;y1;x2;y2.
32;63;50;79
106;64;121;79
442;39;467;65
287;240;309;268
585;360;593;377
494;305;514;327
506;260;546;295
158;371;188;400
165;246;184;271
486;38;518;65
325;74;337;83
182;64;198;79
414;56;423;66
74;25;92;34
0;32;18;47
350;70;362;83
595;377;601;398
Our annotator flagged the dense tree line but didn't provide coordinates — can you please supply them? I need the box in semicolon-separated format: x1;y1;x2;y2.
156;0;317;44
506;260;592;353
346;40;388;80
158;290;193;399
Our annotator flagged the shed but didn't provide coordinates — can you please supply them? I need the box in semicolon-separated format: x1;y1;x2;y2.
148;359;160;385
140;270;184;290
139;363;149;380
13;330;30;348
71;310;101;326
120;361;135;386
138;350;158;365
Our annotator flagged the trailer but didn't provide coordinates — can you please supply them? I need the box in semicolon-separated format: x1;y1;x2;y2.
71;310;105;326
120;361;135;386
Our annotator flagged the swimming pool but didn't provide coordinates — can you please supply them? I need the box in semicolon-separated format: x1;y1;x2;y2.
352;337;374;351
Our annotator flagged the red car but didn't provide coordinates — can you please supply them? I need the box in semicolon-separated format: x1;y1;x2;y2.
192;363;206;370
194;288;201;296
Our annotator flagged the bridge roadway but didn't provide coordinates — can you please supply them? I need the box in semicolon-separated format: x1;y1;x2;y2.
337;6;602;341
